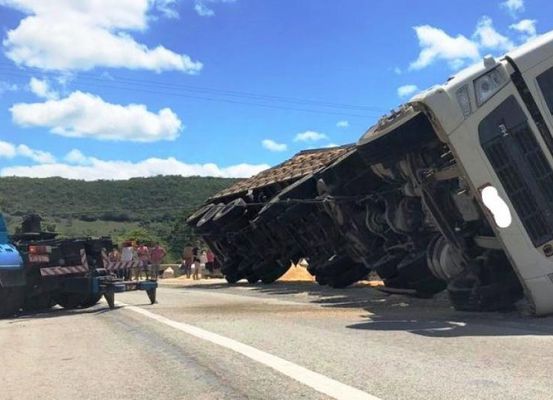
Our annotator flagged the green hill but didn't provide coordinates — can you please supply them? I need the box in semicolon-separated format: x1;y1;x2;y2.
0;175;238;261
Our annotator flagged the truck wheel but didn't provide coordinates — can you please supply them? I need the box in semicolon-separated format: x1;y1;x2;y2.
186;203;214;226
312;255;367;288
196;203;224;233
378;252;446;297
225;273;241;284
260;263;290;284
237;259;255;276
213;198;247;226
374;253;402;280
447;274;522;312
247;275;260;284
396;252;446;296
24;293;55;311
55;293;90;309
315;274;328;286
79;294;103;308
327;263;369;289
0;287;25;318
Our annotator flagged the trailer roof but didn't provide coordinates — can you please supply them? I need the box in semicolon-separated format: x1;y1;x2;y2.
210;144;354;201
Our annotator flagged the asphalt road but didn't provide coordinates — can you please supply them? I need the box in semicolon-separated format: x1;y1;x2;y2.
2;280;553;400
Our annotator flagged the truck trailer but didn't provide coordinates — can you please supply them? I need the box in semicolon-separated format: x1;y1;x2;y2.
188;31;553;315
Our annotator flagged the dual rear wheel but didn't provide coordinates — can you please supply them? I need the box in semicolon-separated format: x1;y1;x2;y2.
0;287;25;318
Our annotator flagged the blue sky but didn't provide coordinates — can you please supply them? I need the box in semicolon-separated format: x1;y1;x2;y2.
0;0;551;180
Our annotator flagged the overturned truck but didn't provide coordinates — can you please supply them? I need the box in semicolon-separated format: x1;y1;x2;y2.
190;32;553;315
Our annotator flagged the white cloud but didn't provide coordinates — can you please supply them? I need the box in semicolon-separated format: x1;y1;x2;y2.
194;2;215;17
16;144;56;163
501;0;525;17
1;0;202;73
0;140;55;163
409;16;523;70
0;141;17;158
193;0;236;17
336;120;349;128
473;16;514;52
409;25;480;70
397;84;419;98
1;155;269;180
393;67;402;75
510;19;537;41
10;91;182;142
155;0;179;19
0;81;18;96
324;143;339;148
64;149;92;165
293;130;328;142
261;139;287;152
29;77;59;100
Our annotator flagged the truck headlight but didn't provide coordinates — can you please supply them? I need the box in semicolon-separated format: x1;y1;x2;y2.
481;185;512;228
474;67;507;106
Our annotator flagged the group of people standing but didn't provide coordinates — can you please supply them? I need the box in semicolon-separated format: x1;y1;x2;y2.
108;240;167;281
107;240;216;281
181;245;215;280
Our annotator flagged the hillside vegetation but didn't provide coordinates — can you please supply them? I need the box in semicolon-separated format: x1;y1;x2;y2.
0;175;238;261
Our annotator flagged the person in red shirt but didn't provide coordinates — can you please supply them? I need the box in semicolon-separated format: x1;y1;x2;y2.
149;242;167;281
206;249;215;273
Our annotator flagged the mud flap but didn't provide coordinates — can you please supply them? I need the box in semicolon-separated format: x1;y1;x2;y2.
146;288;157;305
104;291;115;309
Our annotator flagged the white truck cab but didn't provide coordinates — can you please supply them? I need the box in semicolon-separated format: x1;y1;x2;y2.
403;31;553;315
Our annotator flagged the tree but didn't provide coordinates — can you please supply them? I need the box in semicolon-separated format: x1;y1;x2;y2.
117;228;160;246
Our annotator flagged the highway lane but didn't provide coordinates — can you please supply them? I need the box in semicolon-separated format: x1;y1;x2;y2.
1;281;553;400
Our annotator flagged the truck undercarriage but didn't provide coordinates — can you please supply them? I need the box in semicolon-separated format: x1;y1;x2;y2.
190;107;523;312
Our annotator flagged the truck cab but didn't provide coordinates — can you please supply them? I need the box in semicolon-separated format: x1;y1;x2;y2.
0;214;26;317
362;31;553;315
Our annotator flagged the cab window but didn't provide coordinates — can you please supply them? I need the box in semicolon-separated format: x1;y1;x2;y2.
537;67;553;114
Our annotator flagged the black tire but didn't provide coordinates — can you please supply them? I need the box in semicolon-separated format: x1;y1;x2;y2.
326;263;369;289
373;253;402;280
247;275;259;284
225;273;241;284
79;293;103;308
395;252;446;296
221;259;241;275
186;203;214;226
260;263;290;284
237;259;255;274
213;198;247;226
0;287;25;318
312;255;367;289
315;274;328;286
377;252;446;297
54;292;92;309
196;203;224;233
447;274;523;312
251;260;277;274
408;276;447;298
24;293;55;311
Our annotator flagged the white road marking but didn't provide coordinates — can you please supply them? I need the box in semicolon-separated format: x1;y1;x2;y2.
120;302;381;400
166;287;311;306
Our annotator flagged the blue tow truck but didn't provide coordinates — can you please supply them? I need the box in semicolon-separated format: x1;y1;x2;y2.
0;214;157;318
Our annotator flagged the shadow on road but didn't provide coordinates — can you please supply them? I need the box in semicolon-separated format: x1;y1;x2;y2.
180;281;553;338
7;304;123;322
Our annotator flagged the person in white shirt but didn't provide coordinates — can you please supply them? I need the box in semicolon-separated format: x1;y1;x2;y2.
121;241;135;280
